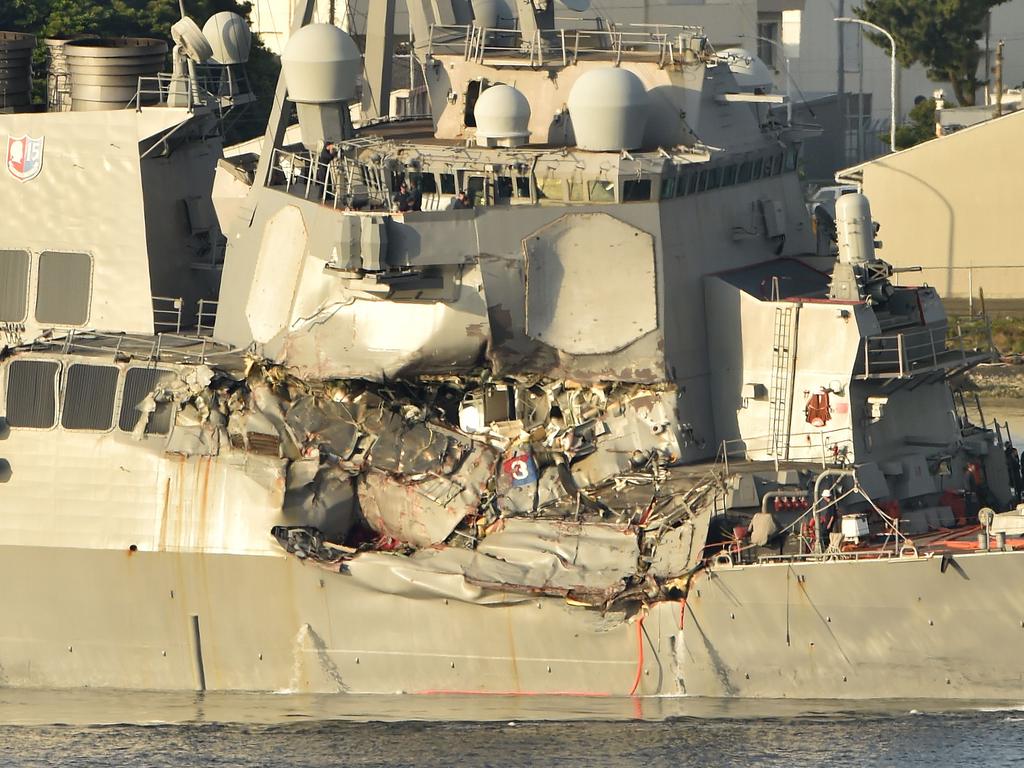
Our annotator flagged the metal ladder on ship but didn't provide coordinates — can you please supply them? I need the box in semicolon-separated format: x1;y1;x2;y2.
767;304;793;459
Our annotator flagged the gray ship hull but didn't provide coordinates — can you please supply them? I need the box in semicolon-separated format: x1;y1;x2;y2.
4;544;1024;699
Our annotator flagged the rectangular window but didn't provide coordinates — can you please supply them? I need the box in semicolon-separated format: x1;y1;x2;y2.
752;158;764;181
5;359;59;429
61;364;119;431
587;180;616;203
773;153;784;175
762;157;775;178
36;251;91;326
537;177;564;202
567;179;586;202
119;367;176;435
418;173;437;194
785;146;799;172
687;173;700;195
440;173;457;195
515;175;531;199
676;172;689;197
722;165;737;187
465;175;487;207
757;12;782;69
661;176;676;199
622;179;652;202
496;175;514;202
737;161;753;184
0;249;30;322
697;170;708;192
705;167;721;191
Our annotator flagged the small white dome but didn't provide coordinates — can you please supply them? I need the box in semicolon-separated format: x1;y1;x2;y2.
720;47;774;92
203;12;252;65
475;84;531;147
567;67;648;151
282;23;361;104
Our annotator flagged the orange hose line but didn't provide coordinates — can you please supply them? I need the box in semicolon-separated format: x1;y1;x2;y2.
629;616;645;697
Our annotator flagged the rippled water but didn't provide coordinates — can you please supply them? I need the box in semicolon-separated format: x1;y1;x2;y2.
2;691;1024;767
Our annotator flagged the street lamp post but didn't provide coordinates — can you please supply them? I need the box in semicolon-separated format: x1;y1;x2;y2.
835;16;897;152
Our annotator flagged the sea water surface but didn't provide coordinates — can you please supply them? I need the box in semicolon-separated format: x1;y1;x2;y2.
2;689;1024;767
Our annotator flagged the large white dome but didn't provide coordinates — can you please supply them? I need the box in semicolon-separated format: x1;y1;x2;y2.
567;67;648;151
474;84;531;147
203;12;252;65
281;23;360;104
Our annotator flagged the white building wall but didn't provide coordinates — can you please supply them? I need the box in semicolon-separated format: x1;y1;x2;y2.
250;0;756;54
774;0;1024;124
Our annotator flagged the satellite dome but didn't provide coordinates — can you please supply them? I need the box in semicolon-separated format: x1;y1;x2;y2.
567;67;648;151
720;47;773;92
171;17;213;62
474;84;531;147
203;12;252;65
281;23;360;104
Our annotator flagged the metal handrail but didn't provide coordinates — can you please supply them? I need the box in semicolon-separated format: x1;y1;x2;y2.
196;299;218;338
427;23;683;66
152;295;183;335
862;324;972;377
718;427;855;474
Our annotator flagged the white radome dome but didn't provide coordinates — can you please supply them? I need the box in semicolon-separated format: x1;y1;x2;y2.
474;84;531;147
567;67;648;151
203;12;252;65
281;23;360;104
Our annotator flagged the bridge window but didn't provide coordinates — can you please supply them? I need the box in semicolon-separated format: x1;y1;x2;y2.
61;364;119;431
417;172;437;194
5;359;59;429
588;180;616;203
706;167;721;191
0;249;30;322
440;173;457;195
722;165;737;187
622;179;652;202
36;251;92;326
661;176;676;199
537;177;564;202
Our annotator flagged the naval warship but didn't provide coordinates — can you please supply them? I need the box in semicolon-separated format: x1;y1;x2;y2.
1;0;1023;700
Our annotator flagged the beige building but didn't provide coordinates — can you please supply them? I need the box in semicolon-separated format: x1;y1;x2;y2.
250;0;759;54
836;108;1024;303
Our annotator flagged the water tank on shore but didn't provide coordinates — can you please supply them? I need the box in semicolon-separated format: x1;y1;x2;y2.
567;68;648;151
64;38;168;111
0;32;36;111
281;24;361;149
44;38;84;112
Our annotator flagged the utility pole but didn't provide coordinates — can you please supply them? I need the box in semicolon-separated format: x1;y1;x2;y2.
837;0;846;164
995;39;1005;116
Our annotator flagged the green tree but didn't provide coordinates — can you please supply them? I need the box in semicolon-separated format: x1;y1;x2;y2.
888;97;937;150
856;0;1009;106
4;0;279;141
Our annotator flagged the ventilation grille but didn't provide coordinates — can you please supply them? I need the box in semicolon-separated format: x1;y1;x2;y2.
0;250;29;323
5;360;59;428
61;364;118;430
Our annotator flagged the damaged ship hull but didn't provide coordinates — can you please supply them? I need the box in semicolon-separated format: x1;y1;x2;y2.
4;546;1024;699
0;546;682;695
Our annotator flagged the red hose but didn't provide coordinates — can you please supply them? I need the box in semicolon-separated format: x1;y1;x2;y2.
629;616;645;696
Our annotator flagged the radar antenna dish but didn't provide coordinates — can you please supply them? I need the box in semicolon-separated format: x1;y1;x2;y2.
171;17;213;63
558;0;591;12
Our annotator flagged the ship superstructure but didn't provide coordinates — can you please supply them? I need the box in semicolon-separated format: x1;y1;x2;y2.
0;0;1022;700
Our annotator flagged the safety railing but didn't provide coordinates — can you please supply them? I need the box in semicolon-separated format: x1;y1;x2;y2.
152;295;183;335
429;23;700;67
271;147;394;211
717;427;856;474
196;299;218;337
861;324;977;378
50;329;236;366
